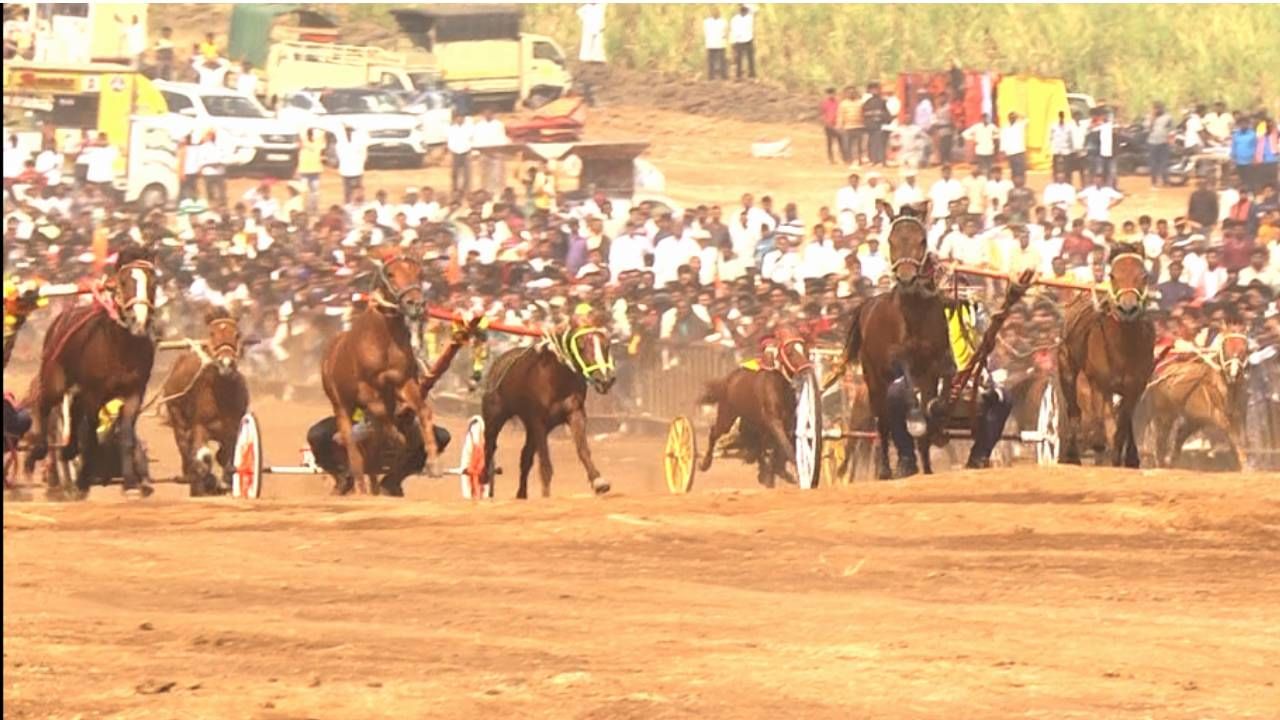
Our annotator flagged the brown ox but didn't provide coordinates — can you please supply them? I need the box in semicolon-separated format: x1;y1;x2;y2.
24;246;158;498
1057;246;1155;467
160;307;249;495
320;256;436;496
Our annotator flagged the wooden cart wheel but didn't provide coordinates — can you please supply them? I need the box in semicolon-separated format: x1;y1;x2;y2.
1036;380;1061;465
664;416;696;494
232;412;263;499
794;368;822;490
821;420;849;486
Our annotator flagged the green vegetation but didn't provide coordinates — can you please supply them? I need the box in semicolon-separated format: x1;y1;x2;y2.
525;4;1280;117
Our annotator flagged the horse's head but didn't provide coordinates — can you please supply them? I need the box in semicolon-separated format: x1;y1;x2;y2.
887;210;934;295
205;307;242;377
1218;332;1249;387
1106;251;1149;321
374;256;426;320
568;326;615;394
774;328;812;379
113;250;157;338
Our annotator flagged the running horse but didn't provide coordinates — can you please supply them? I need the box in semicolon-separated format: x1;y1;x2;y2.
159;307;249;495
480;316;616;499
698;329;811;487
24;246;158;497
1136;332;1250;470
828;201;954;478
1057;246;1155;467
320;255;437;495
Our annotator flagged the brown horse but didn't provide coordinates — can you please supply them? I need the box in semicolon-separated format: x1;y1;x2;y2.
321;255;436;496
1136;333;1250;470
481;324;616;499
698;334;811;487
831;202;955;479
160;307;249;495
1057;248;1155;467
24;246;158;497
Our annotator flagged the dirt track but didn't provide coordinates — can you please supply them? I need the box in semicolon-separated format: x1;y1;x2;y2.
6;396;1280;720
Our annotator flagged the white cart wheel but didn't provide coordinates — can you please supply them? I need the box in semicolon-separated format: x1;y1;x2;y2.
231;412;263;499
794;368;822;489
1036;380;1061;465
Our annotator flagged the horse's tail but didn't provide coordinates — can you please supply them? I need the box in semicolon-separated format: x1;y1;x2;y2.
824;305;863;391
699;377;729;406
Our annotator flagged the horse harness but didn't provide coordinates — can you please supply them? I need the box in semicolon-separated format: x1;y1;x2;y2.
1091;252;1149;319
542;326;614;380
367;257;422;315
887;216;940;289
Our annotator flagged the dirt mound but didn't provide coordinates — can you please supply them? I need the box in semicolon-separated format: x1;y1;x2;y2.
574;61;820;125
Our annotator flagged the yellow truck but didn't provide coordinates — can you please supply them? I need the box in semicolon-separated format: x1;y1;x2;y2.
263;41;440;101
386;6;572;110
3;61;177;208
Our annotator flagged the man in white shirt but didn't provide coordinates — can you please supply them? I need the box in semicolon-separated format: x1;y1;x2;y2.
1042;171;1077;213
858;236;889;284
800;224;841;280
576;3;607;64
652;225;701;288
471;109;508;192
835;173;864;216
1183;104;1205;152
893;170;924;212
458;227;499;266
1078;174;1124;224
728;4;756;80
335;127;367;204
83;134;119;193
1203;102;1233;146
446;113;473;195
115;13;146;67
702;7;728;80
761;230;802;289
985;165;1013;215
961;113;998;174
1001;112;1028;182
234;61;258;97
1097;113;1117;187
927;164;964;224
938;216;988;267
608;221;653;279
1047;111;1075;178
740;193;776;235
192;56;230;89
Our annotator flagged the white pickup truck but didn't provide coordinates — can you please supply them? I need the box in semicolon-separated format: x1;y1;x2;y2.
154;81;300;177
276;87;430;168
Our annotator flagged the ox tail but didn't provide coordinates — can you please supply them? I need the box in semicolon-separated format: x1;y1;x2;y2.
824;306;863;391
699;377;729;407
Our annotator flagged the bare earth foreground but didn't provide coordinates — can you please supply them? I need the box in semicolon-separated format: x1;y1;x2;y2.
6;448;1280;719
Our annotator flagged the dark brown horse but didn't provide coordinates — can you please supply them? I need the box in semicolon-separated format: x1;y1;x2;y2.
321;255;436;496
160;307;249;495
698;333;811;487
24;246;158;497
481;323;616;499
1057;248;1155;467
1136;332;1250;469
830;202;955;478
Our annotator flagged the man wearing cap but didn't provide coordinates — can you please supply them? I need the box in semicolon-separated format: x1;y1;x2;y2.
893;170;924;212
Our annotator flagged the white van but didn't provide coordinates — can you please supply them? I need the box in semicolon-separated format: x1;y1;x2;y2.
153;81;299;177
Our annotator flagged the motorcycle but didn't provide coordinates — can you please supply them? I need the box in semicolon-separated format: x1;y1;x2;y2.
1115;121;1193;187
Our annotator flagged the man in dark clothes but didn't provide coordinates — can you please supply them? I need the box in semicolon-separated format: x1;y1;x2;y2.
1186;178;1219;231
862;81;890;166
1156;260;1196;311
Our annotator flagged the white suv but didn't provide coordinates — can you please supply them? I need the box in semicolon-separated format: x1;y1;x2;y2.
154;81;300;177
277;88;428;168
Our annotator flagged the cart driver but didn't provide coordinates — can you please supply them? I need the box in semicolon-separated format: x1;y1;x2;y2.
4;276;46;445
884;271;1032;472
305;314;482;489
